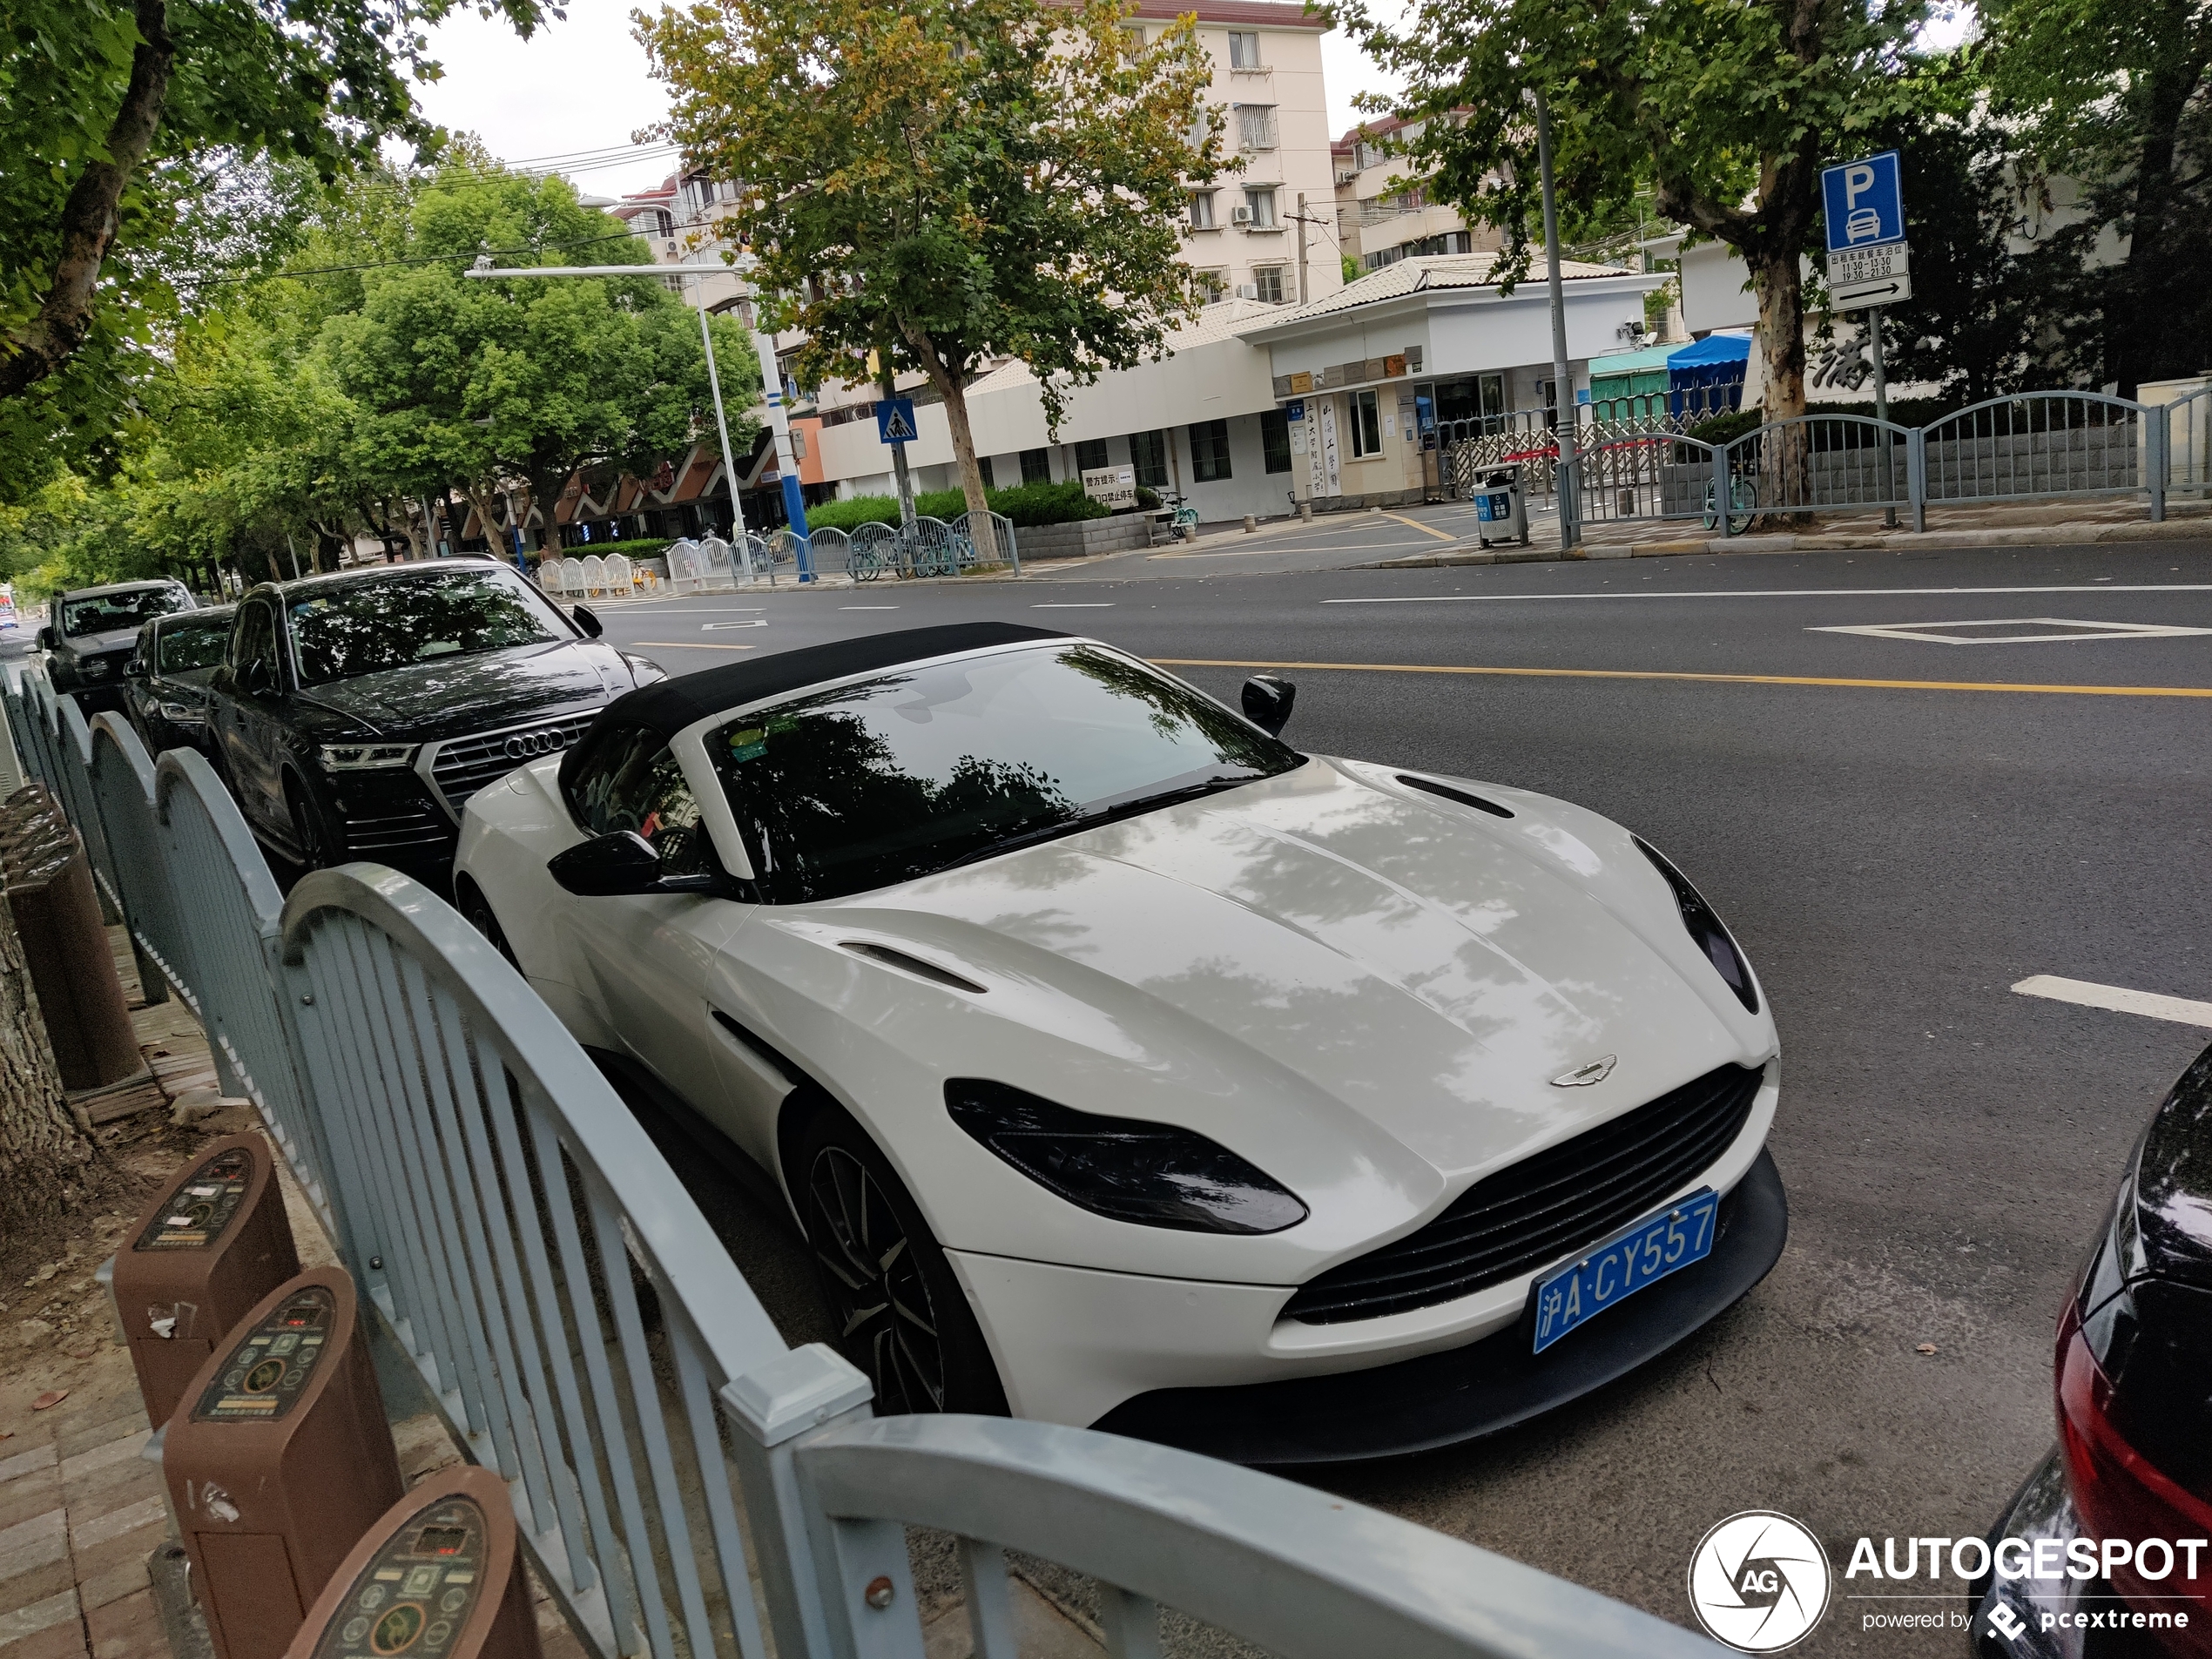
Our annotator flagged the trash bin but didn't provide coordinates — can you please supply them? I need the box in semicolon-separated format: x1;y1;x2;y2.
2;783;142;1090
1474;467;1530;548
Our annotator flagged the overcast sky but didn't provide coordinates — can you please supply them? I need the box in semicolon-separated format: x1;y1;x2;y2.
410;0;1404;202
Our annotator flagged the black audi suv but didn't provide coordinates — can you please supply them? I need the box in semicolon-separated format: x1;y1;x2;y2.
203;558;664;881
38;579;198;714
1971;1042;2212;1656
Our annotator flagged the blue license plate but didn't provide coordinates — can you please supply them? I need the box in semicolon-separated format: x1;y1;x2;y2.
1530;1188;1720;1353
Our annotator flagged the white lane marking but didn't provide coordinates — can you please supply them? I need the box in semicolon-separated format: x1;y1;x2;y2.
1323;584;2212;604
702;620;769;631
1031;603;1115;608
2012;975;2212;1028
1809;617;2212;645
840;605;899;610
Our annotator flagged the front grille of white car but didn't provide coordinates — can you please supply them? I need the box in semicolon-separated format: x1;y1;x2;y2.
1281;1062;1764;1325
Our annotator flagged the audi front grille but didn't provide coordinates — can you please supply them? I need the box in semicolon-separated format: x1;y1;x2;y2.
1279;1062;1765;1325
422;712;599;818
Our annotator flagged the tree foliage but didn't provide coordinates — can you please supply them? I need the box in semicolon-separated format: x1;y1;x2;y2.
637;0;1225;519
1333;0;1930;421
0;0;555;494
1985;0;2212;392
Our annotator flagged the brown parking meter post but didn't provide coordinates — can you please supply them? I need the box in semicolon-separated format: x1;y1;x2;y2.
165;1267;405;1659
111;1134;300;1429
285;1467;543;1659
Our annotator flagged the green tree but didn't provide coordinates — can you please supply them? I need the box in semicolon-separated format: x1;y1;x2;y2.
1334;0;1932;422
637;0;1225;525
2;0;553;444
1985;0;2212;393
318;165;759;556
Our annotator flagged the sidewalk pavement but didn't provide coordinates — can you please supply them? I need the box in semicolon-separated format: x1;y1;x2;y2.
0;925;586;1659
1366;496;2212;568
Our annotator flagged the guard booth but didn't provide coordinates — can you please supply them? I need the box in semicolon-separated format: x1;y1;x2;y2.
111;1134;300;1429
165;1267;403;1659
286;1467;542;1659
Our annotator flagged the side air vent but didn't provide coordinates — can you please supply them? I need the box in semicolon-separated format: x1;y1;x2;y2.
1399;774;1514;819
840;941;987;995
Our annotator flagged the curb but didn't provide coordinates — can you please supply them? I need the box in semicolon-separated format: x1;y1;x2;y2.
1359;516;2211;569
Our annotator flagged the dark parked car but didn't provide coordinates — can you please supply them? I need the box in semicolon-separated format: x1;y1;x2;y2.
1973;1042;2212;1656
122;605;236;759
37;580;198;714
204;558;664;880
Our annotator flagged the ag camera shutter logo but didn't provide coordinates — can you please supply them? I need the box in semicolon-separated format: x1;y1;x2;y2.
1687;1511;1833;1651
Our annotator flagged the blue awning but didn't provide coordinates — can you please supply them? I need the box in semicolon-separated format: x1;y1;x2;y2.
1667;333;1751;416
1666;334;1751;368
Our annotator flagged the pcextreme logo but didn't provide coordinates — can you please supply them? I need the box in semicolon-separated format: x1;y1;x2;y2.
1688;1511;1835;1652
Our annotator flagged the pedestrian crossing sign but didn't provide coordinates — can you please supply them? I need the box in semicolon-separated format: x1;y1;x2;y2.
876;397;919;444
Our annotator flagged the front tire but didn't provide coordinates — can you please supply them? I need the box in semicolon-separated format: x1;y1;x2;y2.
792;1103;1008;1418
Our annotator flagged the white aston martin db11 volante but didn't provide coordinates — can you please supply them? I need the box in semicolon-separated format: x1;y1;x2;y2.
455;622;1784;1463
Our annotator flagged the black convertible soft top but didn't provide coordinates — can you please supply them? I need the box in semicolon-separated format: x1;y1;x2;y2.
559;621;1074;797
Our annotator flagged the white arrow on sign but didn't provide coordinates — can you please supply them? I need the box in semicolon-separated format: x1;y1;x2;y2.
1831;272;1913;310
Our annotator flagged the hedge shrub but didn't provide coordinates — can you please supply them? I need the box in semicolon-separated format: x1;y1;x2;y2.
804;479;1109;532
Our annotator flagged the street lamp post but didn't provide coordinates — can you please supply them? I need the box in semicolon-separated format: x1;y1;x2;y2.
1530;84;1581;552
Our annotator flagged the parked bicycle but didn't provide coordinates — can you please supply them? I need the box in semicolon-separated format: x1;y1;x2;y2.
1703;472;1757;535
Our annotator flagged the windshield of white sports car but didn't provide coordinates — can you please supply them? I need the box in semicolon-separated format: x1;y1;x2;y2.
709;644;1301;903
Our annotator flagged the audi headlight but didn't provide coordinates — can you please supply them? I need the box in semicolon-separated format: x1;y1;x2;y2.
320;742;419;770
1633;836;1758;1014
946;1079;1308;1235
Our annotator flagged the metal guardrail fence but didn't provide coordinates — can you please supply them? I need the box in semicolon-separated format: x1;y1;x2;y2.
2;661;1723;1659
1440;387;2209;537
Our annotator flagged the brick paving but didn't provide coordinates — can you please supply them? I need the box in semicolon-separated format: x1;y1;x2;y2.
2;925;588;1659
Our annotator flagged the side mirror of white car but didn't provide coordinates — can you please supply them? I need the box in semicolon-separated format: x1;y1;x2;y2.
549;830;669;896
1241;673;1295;736
549;830;733;898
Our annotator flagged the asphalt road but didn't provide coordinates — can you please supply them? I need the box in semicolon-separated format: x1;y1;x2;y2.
597;537;2212;1656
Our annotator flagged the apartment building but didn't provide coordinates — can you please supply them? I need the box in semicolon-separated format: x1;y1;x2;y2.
1332;116;1495;273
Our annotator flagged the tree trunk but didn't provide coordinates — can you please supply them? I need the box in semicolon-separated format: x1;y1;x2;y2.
2110;55;2200;395
0;900;96;1241
1750;244;1814;525
900;324;1001;560
0;0;174;402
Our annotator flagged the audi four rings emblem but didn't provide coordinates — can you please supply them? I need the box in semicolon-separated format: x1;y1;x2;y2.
502;729;570;760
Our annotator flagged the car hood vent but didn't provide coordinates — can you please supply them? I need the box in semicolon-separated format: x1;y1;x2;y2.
840;941;986;994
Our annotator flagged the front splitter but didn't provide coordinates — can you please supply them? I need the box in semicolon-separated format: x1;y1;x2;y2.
1090;1147;1789;1467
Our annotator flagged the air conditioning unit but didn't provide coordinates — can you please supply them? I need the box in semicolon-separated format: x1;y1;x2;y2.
1231;206;1254;226
1336;170;1359;185
1236;283;1260;300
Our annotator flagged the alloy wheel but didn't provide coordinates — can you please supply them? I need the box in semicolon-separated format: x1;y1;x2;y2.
805;1145;945;1413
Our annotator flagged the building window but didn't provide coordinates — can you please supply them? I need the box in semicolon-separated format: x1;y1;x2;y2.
1354;139;1386;172
1130;429;1170;489
1260;409;1291;473
1252;266;1285;303
1193;268;1227;304
1349;389;1383;457
1227;30;1262;67
979;455;995;489
1120;23;1145;57
1189;419;1231;482
654;209;674;239
1236;105;1277;152
1189;191;1217;230
1020;448;1053;485
1243;187;1277;228
1075;438;1110;472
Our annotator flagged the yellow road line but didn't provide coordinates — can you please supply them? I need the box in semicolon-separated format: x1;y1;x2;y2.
1381;510;1460;542
633;640;757;651
1150;658;2212;698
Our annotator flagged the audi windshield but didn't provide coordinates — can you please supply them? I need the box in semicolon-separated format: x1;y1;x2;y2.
62;587;190;637
287;570;567;686
709;643;1303;904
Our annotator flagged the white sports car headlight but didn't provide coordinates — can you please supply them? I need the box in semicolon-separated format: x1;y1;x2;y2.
947;1079;1307;1236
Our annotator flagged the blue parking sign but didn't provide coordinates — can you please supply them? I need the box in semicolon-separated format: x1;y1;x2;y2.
1822;152;1905;253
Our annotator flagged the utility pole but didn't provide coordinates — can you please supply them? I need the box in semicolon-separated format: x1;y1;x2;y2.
1866;308;1896;528
1295;192;1311;305
1532;84;1580;551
